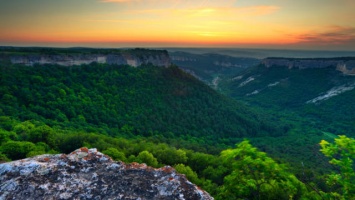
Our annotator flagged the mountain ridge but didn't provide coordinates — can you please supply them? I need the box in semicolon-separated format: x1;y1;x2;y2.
0;49;284;147
0;47;171;67
262;57;355;75
219;62;355;135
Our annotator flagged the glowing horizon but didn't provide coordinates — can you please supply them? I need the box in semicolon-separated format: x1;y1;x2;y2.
1;0;355;50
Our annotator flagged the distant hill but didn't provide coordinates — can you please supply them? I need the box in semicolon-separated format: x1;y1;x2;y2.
166;48;355;59
169;51;259;87
214;58;355;173
0;47;171;67
220;57;355;136
0;49;284;147
262;57;355;75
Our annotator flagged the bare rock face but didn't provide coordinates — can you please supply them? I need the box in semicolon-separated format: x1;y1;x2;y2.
0;148;213;200
262;57;355;75
7;49;172;67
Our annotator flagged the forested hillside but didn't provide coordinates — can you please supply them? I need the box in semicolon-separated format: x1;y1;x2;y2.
0;63;284;148
1;117;353;199
0;52;354;199
220;64;355;135
169;51;259;85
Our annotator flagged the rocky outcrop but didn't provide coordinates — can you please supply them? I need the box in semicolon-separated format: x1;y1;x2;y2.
262;57;355;75
6;49;171;67
0;148;213;200
336;62;355;75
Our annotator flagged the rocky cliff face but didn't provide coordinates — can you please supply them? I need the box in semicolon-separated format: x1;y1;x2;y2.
0;148;213;200
262;58;355;75
6;49;171;67
336;63;355;75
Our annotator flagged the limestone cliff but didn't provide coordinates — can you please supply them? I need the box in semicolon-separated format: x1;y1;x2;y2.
262;57;355;75
0;148;213;200
2;48;171;67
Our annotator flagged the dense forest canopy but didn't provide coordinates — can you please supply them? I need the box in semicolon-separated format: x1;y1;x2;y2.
0;48;354;199
219;64;355;136
1;118;353;199
0;62;285;147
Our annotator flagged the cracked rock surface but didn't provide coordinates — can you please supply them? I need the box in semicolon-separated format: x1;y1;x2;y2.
0;148;213;200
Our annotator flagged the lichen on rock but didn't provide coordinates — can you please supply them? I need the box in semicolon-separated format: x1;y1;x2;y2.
0;148;213;200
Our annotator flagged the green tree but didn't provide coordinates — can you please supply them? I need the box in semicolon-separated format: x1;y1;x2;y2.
152;146;187;166
13;121;35;140
26;150;46;157
0;116;16;131
219;140;306;200
28;125;53;143
174;163;200;185
320;135;355;199
136;150;159;167
1;141;36;160
0;129;16;144
0;153;10;163
103;147;126;161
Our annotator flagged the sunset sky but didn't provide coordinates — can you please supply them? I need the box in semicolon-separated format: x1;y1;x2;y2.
0;0;355;50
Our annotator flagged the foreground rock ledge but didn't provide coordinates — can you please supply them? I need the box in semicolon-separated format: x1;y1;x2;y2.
0;148;213;200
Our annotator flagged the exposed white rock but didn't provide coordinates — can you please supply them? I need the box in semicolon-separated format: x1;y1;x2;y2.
268;81;280;87
239;77;255;87
231;75;243;81
211;76;220;89
262;58;355;75
306;84;355;104
246;90;260;96
8;49;172;68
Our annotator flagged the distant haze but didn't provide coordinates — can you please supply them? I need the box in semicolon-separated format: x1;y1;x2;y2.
166;48;355;59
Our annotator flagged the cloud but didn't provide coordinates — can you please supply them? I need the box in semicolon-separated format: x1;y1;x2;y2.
285;26;355;50
296;26;355;45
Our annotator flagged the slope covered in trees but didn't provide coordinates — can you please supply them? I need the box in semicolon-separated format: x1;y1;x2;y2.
1;118;354;199
169;51;259;84
0;62;285;148
220;64;355;135
213;62;355;181
1;49;354;199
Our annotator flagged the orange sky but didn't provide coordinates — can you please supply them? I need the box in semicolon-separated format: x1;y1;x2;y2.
0;0;355;50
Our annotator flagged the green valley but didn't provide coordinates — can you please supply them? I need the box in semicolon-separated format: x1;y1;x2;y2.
219;62;355;136
0;48;354;199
